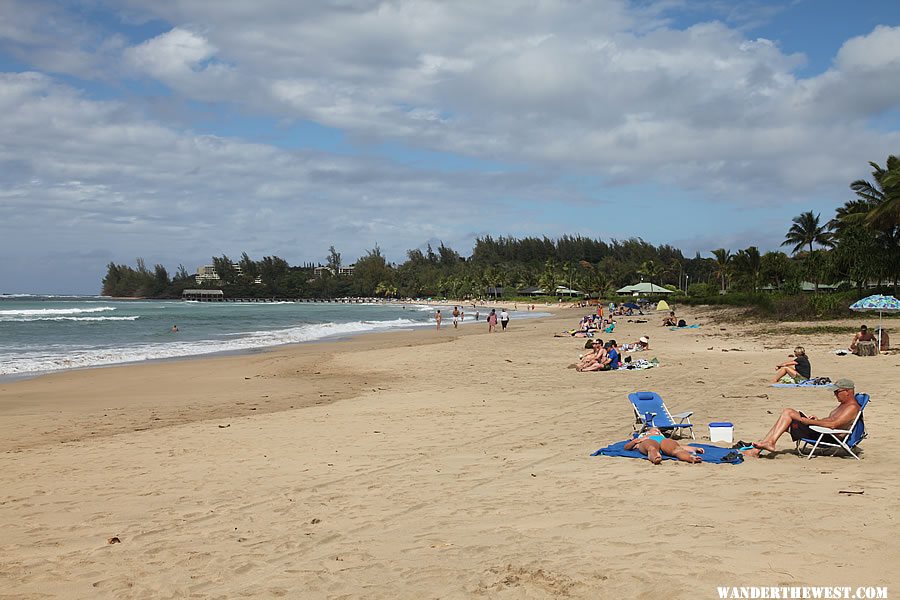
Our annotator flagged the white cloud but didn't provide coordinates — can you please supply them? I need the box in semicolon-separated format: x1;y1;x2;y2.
0;72;580;291
83;2;900;198
2;2;900;291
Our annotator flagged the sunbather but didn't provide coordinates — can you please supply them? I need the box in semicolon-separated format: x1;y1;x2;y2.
771;346;811;383
875;327;890;351
745;378;859;457
624;427;704;464
622;336;651;352
661;311;677;326
850;325;877;355
574;340;606;371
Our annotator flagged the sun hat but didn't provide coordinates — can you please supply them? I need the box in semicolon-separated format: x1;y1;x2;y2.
639;336;649;343
833;378;855;390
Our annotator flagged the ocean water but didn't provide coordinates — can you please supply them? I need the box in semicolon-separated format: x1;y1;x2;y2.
0;295;535;378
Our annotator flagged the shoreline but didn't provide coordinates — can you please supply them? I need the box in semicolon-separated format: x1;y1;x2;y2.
0;308;570;452
0;298;555;384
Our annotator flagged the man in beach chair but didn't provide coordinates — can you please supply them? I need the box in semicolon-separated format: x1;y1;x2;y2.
796;392;869;460
746;379;860;458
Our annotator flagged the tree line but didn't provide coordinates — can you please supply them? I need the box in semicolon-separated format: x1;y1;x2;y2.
102;155;899;301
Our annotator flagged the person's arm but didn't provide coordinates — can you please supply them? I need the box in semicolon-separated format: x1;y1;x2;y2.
801;405;858;429
624;438;640;450
776;359;798;368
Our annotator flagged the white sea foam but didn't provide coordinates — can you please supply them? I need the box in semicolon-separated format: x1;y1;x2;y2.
0;315;139;323
0;306;117;316
0;317;423;376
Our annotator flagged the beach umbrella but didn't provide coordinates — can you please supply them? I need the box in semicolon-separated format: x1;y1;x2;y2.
849;294;900;350
624;302;640;309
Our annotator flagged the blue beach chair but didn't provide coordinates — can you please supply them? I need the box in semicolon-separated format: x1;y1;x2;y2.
628;391;695;440
797;393;870;460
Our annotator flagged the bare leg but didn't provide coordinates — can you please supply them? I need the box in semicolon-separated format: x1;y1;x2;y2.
632;439;663;464
752;408;802;452
661;439;702;463
770;366;798;383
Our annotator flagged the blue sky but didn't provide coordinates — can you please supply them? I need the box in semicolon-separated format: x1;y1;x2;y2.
1;0;899;293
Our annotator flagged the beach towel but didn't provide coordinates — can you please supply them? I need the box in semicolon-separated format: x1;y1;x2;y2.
668;324;701;330
617;358;658;370
591;441;743;464
771;377;833;388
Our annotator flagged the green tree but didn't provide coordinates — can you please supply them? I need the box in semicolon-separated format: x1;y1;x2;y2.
710;249;732;294
782;211;833;255
327;246;342;274
352;246;391;296
731;246;761;292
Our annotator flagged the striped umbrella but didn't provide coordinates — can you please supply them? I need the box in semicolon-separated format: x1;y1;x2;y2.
849;294;900;350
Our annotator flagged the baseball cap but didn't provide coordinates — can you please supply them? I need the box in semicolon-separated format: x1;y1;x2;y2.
833;378;855;390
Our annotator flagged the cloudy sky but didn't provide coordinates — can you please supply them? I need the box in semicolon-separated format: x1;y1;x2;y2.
2;0;900;293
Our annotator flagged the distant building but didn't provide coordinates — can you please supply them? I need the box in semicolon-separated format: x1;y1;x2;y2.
314;264;355;277
195;263;261;285
195;265;222;285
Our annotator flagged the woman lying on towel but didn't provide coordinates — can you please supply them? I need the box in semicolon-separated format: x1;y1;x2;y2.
624;428;704;464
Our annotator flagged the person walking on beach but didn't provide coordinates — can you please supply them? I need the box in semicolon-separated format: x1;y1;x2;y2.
487;309;498;333
452;306;460;329
435;310;442;330
500;308;510;331
475;311;480;321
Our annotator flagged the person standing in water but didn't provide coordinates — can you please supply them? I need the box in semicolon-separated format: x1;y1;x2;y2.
452;306;460;329
171;325;179;333
435;310;442;330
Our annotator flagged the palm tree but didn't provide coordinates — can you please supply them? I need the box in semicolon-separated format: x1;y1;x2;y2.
732;246;762;292
782;211;833;255
638;260;661;287
850;155;900;231
710;249;732;294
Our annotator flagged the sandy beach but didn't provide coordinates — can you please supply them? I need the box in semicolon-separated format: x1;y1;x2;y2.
1;307;897;599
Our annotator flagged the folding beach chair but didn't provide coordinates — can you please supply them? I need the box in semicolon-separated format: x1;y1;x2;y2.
628;391;694;440
797;393;870;460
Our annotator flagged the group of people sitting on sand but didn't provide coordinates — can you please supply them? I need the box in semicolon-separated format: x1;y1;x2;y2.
568;335;651;372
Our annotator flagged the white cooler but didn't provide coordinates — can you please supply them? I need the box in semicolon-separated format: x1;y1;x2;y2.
709;422;734;444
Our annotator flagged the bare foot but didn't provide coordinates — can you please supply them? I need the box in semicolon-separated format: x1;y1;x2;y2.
694;447;705;454
687;454;702;463
647;447;662;464
752;441;777;452
742;448;761;458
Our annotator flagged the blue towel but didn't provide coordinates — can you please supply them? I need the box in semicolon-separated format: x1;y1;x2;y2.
771;382;832;388
668;324;701;330
591;440;743;464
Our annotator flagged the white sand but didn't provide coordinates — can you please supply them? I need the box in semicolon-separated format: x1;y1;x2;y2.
1;308;897;598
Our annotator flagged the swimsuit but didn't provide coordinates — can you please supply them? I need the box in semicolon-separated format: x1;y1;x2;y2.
648;435;665;443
